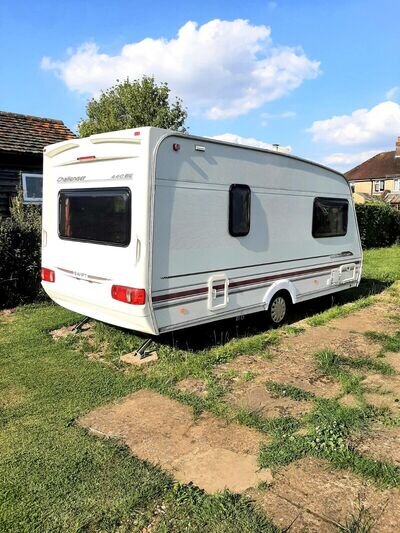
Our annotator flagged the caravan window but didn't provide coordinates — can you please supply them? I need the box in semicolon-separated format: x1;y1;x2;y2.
312;197;348;238
59;188;131;246
229;184;251;237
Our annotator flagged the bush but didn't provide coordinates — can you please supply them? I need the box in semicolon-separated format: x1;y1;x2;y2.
355;202;400;249
0;195;43;309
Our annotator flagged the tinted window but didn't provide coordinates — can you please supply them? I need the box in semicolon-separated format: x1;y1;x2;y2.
312;197;348;238
229;184;251;237
59;188;131;246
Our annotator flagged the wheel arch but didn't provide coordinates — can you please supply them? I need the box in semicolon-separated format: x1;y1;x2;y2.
262;279;297;310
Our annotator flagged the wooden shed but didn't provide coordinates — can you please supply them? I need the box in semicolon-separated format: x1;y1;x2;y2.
0;111;75;217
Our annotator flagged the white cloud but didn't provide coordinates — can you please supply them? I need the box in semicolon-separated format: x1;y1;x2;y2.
322;149;380;170
386;86;399;100
210;133;291;152
308;101;400;146
41;19;320;120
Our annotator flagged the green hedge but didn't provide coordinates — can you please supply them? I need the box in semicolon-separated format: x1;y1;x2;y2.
0;196;43;309
355;202;400;249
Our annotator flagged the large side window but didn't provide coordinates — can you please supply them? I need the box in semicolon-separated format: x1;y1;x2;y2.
312;197;348;238
59;188;131;246
229;184;251;237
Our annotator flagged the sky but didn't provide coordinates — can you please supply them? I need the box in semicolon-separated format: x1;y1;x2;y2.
1;0;399;171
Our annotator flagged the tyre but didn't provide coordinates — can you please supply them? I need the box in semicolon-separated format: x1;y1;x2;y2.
267;292;290;327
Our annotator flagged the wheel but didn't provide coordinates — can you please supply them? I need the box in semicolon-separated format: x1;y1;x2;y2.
267;292;289;327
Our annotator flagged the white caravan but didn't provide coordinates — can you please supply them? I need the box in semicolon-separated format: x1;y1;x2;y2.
42;127;362;339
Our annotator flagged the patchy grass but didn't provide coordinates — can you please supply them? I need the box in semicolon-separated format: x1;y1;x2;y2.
315;349;395;377
338;493;382;533
307;296;374;327
0;305;279;532
266;380;315;401
259;397;400;487
1;245;400;529
364;331;400;353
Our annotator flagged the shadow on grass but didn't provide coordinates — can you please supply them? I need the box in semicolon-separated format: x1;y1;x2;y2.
150;277;392;352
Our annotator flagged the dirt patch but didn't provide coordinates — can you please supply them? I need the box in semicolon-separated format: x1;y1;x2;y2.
384;352;400;373
0;386;27;408
216;353;341;399
338;394;363;408
228;384;313;419
175;378;209;397
276;326;380;360
251;457;400;532
330;303;400;335
364;392;400;416
355;427;400;466
50;322;93;340
0;309;16;324
362;373;400;397
80;389;272;493
120;352;158;365
215;302;400;405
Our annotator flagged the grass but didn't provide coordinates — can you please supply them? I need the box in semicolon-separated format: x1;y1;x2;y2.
307;296;374;327
315;349;394;378
0;305;278;532
362;245;400;282
1;244;400;530
313;348;394;401
265;380;315;401
364;331;400;353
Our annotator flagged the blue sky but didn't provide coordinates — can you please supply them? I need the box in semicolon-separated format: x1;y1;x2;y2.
1;0;399;170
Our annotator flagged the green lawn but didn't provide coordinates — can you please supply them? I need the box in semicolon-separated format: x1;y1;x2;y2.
1;245;399;532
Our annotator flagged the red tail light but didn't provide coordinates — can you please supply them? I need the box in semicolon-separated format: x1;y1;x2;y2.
41;268;55;283
111;285;146;305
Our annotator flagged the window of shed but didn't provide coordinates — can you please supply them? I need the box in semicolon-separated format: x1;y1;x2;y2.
312;197;348;238
229;184;251;237
22;173;42;203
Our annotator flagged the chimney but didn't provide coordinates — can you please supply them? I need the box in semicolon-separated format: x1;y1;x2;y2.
396;136;400;158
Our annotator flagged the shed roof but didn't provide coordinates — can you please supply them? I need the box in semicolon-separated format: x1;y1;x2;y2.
345;150;400;181
0;111;75;155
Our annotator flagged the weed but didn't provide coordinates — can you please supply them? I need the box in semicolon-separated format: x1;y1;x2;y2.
338;493;380;533
242;371;257;382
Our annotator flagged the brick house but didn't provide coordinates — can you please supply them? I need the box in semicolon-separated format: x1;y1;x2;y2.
345;137;400;210
0;111;75;217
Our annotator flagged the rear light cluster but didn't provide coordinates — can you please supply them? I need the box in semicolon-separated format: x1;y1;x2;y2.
41;268;55;283
111;285;146;305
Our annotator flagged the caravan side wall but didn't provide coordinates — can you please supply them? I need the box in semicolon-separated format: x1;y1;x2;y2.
151;135;362;333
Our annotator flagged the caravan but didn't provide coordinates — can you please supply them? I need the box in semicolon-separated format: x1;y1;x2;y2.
41;127;362;337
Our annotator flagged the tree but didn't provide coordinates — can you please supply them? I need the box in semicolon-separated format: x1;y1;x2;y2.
78;76;187;137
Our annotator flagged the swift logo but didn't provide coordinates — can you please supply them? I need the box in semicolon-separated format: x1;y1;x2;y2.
72;271;89;280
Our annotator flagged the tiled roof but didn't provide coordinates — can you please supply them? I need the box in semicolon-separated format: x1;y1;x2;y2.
0;111;75;154
345;150;400;181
